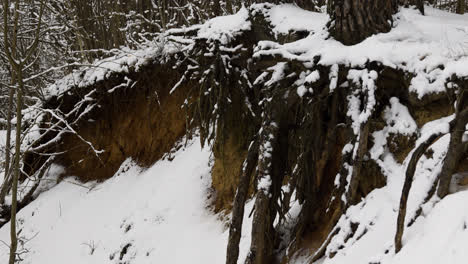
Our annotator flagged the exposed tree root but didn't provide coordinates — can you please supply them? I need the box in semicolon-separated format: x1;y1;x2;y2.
226;139;259;264
347;122;370;204
245;108;281;264
394;132;443;253
396;86;467;253
437;107;468;198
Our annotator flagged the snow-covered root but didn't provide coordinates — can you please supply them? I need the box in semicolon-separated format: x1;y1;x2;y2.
395;132;444;252
396;87;468;253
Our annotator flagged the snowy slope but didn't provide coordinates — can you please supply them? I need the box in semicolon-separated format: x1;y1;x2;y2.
0;140;253;264
0;129;466;264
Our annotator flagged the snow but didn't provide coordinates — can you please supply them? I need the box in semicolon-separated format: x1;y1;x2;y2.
252;3;326;36
384;98;418;136
265;62;287;87
370;97;418;160
305;70;320;84
328;64;339;92
258;176;272;193
305;114;457;264
254;6;468;99
45;47;164;98
197;7;251;44
46;5;468;102
346;69;378;134
0;140;254;264
388;190;468;264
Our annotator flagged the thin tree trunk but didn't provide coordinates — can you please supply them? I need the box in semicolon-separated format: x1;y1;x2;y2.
158;0;167;30
0;83;15;204
9;69;23;264
245;191;272;264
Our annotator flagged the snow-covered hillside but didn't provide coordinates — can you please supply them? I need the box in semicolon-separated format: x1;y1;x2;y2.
0;140;254;264
0;133;467;264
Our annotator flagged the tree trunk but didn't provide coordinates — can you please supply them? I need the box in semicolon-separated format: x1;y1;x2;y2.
245;192;273;264
158;0;167;30
328;0;399;45
0;82;15;204
212;0;221;16
456;0;466;14
9;69;23;264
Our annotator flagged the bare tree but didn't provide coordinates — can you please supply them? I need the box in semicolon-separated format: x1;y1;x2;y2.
2;0;45;263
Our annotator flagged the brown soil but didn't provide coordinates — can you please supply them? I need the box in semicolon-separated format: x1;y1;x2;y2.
27;60;193;182
211;135;248;212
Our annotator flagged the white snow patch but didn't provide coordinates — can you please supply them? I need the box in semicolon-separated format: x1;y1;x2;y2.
197;7;251;44
264;4;327;35
0;140;254;264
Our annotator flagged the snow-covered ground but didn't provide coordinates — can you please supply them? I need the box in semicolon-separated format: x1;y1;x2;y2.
0;129;465;264
0;140;253;264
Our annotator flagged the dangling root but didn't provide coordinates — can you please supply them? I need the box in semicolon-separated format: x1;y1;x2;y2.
226;139;259;264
